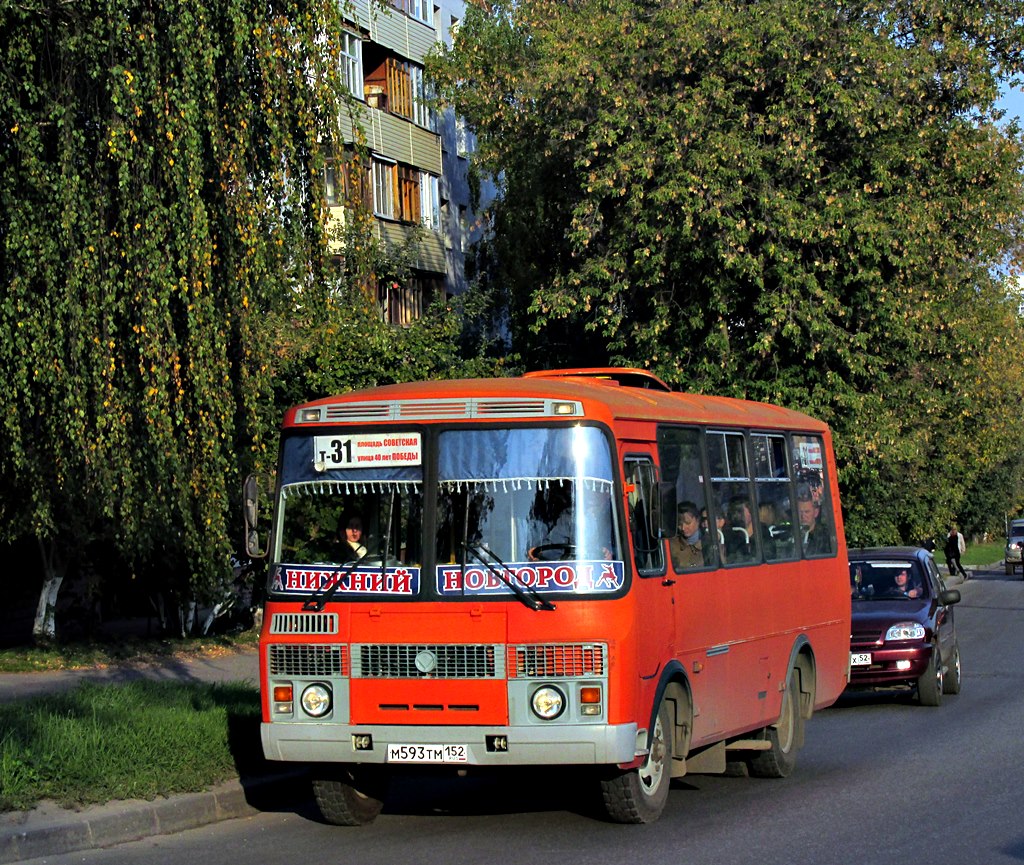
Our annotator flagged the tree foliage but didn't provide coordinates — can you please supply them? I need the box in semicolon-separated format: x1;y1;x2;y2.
0;0;375;636
428;0;1024;543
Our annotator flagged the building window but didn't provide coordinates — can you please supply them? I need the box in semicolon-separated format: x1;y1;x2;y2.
420;172;440;231
398;165;420;223
410;66;434;130
325;152;372;211
379;279;423;325
388;0;432;26
372;158;397;219
340;31;363;99
324;162;341;206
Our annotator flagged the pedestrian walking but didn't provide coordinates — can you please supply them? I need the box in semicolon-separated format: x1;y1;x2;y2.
944;524;968;580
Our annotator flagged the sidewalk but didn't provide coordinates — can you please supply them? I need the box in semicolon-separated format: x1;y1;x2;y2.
0;646;304;864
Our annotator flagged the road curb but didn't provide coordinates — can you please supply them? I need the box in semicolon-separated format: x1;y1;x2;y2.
0;771;305;864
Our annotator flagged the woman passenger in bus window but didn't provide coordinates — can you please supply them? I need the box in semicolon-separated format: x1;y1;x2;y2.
670;503;704;570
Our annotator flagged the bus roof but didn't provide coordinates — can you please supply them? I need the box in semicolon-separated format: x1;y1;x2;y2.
285;369;828;432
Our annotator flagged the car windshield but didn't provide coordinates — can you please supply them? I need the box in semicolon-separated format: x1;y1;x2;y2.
1010;526;1024;540
850;559;929;600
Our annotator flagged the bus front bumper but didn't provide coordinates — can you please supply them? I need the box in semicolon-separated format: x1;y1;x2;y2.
262;721;640;766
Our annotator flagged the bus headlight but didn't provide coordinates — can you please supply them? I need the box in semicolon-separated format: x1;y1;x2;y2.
531;685;566;720
300;684;332;717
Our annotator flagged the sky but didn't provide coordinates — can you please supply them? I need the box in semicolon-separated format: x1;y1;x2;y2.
997;84;1024;126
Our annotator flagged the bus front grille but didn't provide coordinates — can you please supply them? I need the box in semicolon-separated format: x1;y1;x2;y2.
512;643;607;678
269;644;347;677
353;644;500;679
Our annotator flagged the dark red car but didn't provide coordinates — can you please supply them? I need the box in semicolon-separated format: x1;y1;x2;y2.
848;546;962;706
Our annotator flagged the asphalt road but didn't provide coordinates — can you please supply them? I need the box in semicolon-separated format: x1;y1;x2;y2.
20;565;1024;865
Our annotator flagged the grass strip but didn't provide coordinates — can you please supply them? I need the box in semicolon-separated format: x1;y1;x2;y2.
0;630;258;674
0;680;265;812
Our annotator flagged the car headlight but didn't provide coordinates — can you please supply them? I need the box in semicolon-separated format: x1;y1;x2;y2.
884;622;926;642
300;683;332;717
530;685;566;720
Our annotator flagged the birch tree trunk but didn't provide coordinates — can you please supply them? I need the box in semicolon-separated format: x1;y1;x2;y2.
32;539;68;644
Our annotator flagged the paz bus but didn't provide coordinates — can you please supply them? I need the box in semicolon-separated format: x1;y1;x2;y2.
244;368;851;825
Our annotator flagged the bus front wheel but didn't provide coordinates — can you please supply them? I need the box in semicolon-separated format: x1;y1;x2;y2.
311;766;388;826
599;700;673;824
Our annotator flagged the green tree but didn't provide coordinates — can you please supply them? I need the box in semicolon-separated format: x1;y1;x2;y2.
0;0;356;641
428;0;1024;543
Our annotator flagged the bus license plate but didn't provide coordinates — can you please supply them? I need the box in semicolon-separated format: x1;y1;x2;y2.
850;652;872;666
386;744;468;764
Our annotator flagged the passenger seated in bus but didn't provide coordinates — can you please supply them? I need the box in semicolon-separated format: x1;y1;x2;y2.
339;515;368;562
797;492;829;555
670;503;705;570
725;497;756;563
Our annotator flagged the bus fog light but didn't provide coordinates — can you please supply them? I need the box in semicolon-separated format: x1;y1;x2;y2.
300;684;332;717
531;686;566;720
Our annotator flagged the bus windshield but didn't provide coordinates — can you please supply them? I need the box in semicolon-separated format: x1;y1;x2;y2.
268;425;623;601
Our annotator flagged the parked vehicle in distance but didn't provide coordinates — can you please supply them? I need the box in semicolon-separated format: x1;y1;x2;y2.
848;546;961;706
1005;519;1024;575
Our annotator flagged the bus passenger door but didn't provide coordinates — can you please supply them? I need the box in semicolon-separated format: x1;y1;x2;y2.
622;453;674;702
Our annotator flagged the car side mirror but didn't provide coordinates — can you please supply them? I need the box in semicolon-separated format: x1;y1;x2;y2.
940;588;961;606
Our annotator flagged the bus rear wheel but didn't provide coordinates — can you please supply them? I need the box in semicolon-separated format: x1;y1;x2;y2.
311;766;388;826
599;700;673;824
748;667;804;779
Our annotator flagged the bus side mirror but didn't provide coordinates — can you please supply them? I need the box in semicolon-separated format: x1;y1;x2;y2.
658;482;678;539
243;474;268;559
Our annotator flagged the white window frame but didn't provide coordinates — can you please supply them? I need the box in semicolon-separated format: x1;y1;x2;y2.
410;65;433;130
340;31;363;99
419;172;441;231
409;0;432;25
372;157;396;219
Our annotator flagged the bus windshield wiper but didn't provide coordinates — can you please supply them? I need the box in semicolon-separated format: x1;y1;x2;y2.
463;543;556;612
302;553;368;612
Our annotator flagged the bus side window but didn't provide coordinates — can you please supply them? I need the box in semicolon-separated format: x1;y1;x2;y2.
656;426;717;571
791;434;835;557
708;430;758;565
624;457;665;576
752;433;796;562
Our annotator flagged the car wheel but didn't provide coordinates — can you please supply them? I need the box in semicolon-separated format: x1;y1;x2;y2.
311;767;388;826
1006;562;1013;575
917;649;943;707
748;667;805;778
943;642;962;695
600;699;673;824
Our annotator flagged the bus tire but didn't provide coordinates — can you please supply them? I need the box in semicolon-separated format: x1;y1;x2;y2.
748;667;804;779
599;699;673;824
311;767;387;826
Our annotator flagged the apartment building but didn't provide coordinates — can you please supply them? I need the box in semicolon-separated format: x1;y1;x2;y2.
326;0;488;325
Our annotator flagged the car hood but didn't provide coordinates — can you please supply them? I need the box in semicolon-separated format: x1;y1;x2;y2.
852;598;933;627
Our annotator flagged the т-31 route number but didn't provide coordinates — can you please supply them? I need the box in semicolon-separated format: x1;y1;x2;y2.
312;433;422;470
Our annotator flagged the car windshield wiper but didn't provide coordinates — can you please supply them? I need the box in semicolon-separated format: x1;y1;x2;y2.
462;543;556;612
302;553;369;612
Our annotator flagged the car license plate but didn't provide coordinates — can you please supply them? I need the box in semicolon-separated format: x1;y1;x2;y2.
386;743;468;764
850;652;872;666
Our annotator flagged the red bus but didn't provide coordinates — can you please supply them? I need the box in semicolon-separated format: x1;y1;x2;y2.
246;368;850;824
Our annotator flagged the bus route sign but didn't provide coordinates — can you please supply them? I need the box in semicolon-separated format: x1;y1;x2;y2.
313;433;422;470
